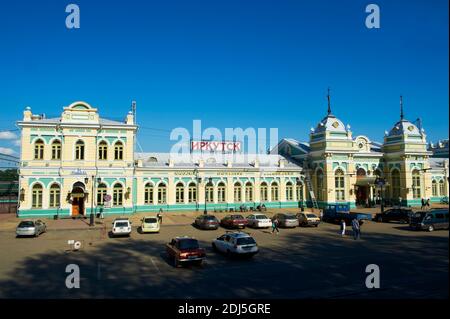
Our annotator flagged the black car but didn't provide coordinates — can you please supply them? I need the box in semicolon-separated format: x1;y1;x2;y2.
374;208;413;223
410;209;449;232
194;215;220;230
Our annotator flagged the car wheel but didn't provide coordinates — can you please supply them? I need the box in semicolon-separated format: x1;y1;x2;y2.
428;225;434;232
315;224;319;227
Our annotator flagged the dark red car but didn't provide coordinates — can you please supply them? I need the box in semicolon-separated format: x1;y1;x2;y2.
166;237;206;267
220;214;248;229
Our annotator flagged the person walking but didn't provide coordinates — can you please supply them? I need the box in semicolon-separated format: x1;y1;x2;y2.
426;198;431;210
352;218;360;240
319;210;324;221
340;219;346;237
157;208;163;224
421;198;426;210
271;218;280;234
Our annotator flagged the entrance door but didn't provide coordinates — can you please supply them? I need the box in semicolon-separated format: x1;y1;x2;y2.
71;185;86;217
72;198;80;216
356;187;368;206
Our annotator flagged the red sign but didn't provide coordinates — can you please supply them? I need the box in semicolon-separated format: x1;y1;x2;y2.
191;141;241;152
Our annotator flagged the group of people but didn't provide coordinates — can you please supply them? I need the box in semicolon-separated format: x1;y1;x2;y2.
420;198;431;210
340;218;363;240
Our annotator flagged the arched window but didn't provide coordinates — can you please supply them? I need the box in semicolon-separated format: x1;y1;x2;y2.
144;183;153;204
175;183;184;204
432;180;438;197
439;180;445;196
51;140;61;160
114;141;124;160
32;184;43;208
98;141;108;160
34;139;44;160
234;182;242;202
217;182;226;203
158;183;167;204
245;182;253;202
260;182;268;202
49;183;60;208
75;140;85;160
271;182;279;201
206;182;214;203
316;170;324;201
188;182;197;203
335;169;345;201
286;182;293;201
391;169;401;200
97;183;108;206
113;184;123;206
412;169;421;199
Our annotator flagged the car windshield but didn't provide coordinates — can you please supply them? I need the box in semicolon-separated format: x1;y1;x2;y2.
231;215;244;219
144;218;157;223
256;215;268;219
236;237;256;245
115;222;129;227
204;216;217;221
179;239;199;250
413;212;426;218
284;215;297;220
306;214;317;218
18;221;34;227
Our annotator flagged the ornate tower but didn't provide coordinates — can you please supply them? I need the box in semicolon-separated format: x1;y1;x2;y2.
382;96;432;206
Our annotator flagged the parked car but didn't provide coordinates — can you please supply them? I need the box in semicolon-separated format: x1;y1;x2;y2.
194;215;220;230
16;220;47;237
375;208;413;223
212;231;258;257
410;209;449;232
246;213;272;228
297;212;320;227
272;213;299;228
140;216;160;233
220;214;248;229
111;218;132;237
166;236;206;267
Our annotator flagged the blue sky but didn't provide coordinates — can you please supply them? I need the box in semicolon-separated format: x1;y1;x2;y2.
0;0;448;155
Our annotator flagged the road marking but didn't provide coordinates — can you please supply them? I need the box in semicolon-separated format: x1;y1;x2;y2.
150;257;161;273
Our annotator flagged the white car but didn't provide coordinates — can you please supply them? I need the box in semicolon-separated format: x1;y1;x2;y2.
212;232;259;257
246;213;272;228
140;216;160;233
112;218;132;237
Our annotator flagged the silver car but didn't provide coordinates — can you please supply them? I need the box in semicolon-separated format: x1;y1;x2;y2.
273;213;299;228
16;220;47;237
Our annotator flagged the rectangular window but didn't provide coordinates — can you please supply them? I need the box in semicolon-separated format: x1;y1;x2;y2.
52;144;61;160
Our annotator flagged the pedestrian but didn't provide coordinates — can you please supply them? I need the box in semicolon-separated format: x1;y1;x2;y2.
320;210;324;221
352;218;360;240
271;218;280;234
426;198;431;209
421;198;426;210
157;208;163;224
340;219;346;237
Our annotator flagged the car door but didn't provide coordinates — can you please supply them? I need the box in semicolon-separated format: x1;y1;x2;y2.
217;235;229;252
35;220;43;234
434;213;445;229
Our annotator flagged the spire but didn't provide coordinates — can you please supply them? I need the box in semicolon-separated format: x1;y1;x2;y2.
400;95;404;120
327;87;331;116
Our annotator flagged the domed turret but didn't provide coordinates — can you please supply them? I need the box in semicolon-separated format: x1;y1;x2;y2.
313;88;350;135
386;96;421;137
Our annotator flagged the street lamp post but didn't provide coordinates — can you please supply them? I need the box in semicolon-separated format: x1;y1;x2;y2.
296;177;304;212
375;177;385;213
